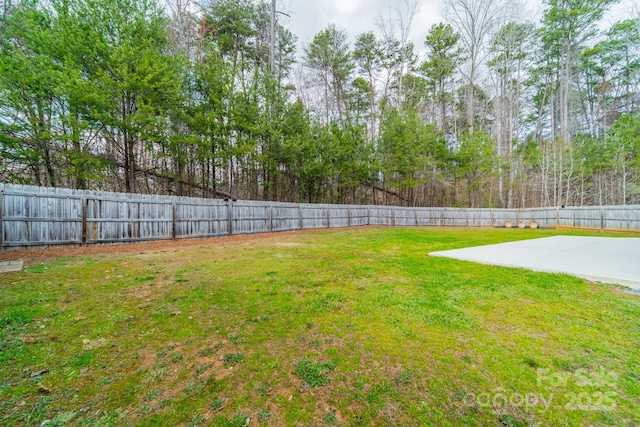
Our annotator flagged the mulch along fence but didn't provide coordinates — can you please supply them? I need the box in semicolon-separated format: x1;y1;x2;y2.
1;183;639;249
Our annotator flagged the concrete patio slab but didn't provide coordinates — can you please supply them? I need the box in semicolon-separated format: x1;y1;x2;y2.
429;236;640;291
0;260;24;273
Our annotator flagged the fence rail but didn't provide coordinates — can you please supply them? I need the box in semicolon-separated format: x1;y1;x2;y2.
1;183;639;249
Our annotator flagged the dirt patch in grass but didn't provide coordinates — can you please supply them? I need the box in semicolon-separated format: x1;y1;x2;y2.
0;228;362;264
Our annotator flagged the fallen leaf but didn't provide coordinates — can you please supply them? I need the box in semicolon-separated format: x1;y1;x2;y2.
30;369;49;378
38;383;52;393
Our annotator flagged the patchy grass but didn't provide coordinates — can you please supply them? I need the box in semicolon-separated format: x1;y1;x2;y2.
0;227;639;426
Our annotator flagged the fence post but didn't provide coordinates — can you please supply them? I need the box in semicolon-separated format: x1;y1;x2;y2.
172;202;176;240
227;200;233;236
269;204;273;233
440;209;445;227
391;207;396;227
414;208;418;227
326;206;330;228
600;206;604;230
555;206;560;229
490;209;494;227
299;205;303;230
347;207;351;227
0;188;4;251
82;197;88;246
367;207;371;226
466;209;470;227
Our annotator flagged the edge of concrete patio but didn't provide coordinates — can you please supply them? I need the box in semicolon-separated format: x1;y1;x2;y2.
429;236;640;291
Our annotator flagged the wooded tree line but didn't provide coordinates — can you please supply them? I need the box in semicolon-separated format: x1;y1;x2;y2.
1;0;639;207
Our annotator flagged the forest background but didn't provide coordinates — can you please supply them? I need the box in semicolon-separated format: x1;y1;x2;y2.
1;0;639;208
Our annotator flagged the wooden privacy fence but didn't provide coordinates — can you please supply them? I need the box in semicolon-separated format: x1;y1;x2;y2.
1;183;639;249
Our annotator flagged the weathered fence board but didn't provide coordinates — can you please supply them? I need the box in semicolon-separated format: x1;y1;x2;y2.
443;209;468;227
271;204;302;232
1;186;83;246
558;206;602;230
86;198;172;243
232;202;271;235
174;200;229;239
416;208;443;226
301;205;329;229
328;206;350;228
349;207;369;227
603;206;640;231
393;208;417;227
467;209;494;227
523;208;557;228
1;183;639;250
369;207;394;226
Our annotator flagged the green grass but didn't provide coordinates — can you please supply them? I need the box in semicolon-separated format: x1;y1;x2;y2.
1;227;639;426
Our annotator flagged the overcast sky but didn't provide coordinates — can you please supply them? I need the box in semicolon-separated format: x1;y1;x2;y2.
284;0;445;59
279;0;637;61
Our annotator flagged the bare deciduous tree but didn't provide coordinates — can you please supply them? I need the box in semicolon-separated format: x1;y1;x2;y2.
443;0;514;132
375;0;418;109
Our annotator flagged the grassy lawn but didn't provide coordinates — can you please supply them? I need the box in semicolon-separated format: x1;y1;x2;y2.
1;228;639;426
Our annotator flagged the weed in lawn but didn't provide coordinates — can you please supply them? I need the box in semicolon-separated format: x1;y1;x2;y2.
186;413;205;427
137;405;153;416
210;396;226;413
394;370;414;386
197;347;215;357
195;364;210;376
222;353;244;367
88;408;129;425
144;389;161;402
323;409;338;425
184;376;217;398
184;379;204;398
16;396;51;425
143;367;168;385
67;351;95;368
1;310;34;327
309;291;345;313
157;396;173;408
497;413;526;427
221;411;251;427
256;383;272;397
294;357;335;387
460;354;474;364
99;373;123;385
257;407;271;423
45;411;77;426
124;384;143;397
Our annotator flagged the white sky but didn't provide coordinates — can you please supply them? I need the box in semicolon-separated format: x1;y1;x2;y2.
284;0;446;59
281;0;637;61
